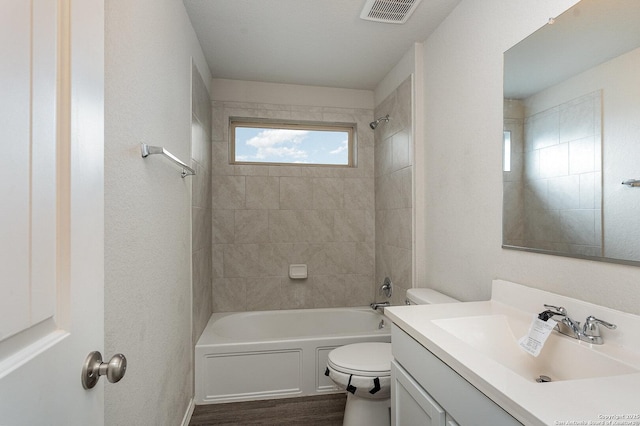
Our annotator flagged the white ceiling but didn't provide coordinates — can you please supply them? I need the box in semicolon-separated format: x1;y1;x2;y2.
183;0;461;90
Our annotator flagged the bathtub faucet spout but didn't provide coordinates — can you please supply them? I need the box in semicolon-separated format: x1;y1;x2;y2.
370;301;390;311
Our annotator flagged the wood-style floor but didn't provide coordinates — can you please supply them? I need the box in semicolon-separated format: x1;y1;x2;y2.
189;393;346;426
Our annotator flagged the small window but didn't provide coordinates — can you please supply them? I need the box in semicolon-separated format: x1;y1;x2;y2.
230;119;354;166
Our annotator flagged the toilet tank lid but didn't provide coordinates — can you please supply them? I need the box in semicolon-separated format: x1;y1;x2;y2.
406;288;459;304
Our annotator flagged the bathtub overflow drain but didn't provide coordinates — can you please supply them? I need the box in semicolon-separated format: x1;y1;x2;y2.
535;375;552;383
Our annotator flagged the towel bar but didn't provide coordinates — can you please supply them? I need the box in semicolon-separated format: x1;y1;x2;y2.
141;143;195;178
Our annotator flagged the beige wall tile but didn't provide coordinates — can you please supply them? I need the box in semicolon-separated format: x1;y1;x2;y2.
284;243;324;275
280;177;313;209
223;244;266;277
311;275;346;308
344;178;374;211
384;208;411;250
246;277;282;311
246;176;280;209
322;242;356;275
211;143;235;176
212;277;246;312
235;210;269;243
281;277;314;309
212;175;245;209
269;210;334;243
192;247;212;340
348;146;374;179
192;206;212;252
212;209;234;243
391;247;412;290
212;244;224;278
375;243;392;290
268;166;303;177
355;242;375;275
392;131;411;171
375;137;393;178
192;163;211;208
313;178;344;210
345;274;375;307
334;210;367;242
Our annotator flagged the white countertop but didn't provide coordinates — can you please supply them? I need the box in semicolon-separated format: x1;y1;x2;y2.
385;280;640;426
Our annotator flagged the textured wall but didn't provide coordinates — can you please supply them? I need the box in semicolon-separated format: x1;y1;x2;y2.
374;77;414;306
210;98;376;311
191;63;213;346
104;0;210;424
420;0;640;314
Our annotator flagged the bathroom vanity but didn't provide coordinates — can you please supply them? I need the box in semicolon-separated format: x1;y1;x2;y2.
385;280;640;426
391;325;518;425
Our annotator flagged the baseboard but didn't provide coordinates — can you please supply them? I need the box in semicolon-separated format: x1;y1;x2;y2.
181;398;195;426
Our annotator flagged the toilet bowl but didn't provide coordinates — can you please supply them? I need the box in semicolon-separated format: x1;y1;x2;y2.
326;342;392;426
327;288;459;426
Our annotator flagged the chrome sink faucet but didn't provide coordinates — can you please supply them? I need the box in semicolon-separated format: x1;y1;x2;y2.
540;304;617;345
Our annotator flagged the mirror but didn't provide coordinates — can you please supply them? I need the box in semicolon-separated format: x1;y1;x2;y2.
503;0;640;265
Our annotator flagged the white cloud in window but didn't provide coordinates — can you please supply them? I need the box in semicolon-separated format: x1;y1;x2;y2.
329;139;348;155
245;129;309;160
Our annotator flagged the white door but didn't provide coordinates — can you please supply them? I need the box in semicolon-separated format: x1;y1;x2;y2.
0;0;105;424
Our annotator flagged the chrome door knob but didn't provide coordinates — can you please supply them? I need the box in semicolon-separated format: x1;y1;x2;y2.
81;351;127;389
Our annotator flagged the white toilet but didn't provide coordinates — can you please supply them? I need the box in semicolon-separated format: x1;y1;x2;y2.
326;288;459;426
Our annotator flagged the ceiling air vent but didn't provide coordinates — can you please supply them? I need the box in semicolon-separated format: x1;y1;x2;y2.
360;0;423;24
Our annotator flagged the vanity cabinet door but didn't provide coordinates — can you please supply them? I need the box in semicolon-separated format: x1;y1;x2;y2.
446;413;459;426
391;360;446;426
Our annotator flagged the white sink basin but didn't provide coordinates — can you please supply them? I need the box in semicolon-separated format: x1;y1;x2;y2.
432;314;639;382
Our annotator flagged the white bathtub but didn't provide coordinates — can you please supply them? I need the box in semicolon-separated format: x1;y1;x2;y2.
195;307;391;404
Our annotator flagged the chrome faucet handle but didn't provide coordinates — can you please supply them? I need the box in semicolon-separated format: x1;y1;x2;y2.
379;277;392;298
543;304;567;315
583;315;617;337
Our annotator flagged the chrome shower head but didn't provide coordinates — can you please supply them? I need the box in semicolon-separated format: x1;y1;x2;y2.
369;114;390;130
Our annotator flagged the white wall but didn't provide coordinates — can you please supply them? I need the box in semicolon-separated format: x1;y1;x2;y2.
104;0;210;424
210;78;373;109
374;44;418;108
419;0;640;315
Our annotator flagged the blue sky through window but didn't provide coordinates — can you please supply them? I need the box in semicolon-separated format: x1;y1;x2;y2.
234;126;350;165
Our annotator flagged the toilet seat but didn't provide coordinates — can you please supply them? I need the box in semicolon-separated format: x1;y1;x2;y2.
326;342;392;400
327;342;392;376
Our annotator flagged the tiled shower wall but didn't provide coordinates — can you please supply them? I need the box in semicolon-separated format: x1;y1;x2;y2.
191;64;213;343
503;91;602;256
503;99;525;247
374;77;413;306
522;91;602;256
210;102;376;311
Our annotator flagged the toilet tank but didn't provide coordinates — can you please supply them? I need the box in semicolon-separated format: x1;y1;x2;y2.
405;288;459;305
